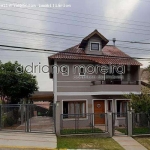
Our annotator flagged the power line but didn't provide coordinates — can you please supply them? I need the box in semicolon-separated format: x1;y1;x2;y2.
0;30;77;45
1;32;150;56
2;0;150;26
1;8;150;33
117;45;150;52
0;21;85;38
116;40;150;44
0;44;149;60
1;11;150;36
0;28;82;42
0;37;72;49
2;27;150;45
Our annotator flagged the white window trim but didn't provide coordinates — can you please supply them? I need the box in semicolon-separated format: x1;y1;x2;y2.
90;42;101;51
62;99;88;120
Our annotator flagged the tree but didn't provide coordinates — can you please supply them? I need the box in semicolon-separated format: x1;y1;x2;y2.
125;88;150;121
147;65;150;84
0;61;38;103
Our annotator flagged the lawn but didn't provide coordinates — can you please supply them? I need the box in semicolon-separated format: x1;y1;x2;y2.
117;127;150;135
133;127;150;135
60;128;103;135
57;136;124;150
134;137;150;150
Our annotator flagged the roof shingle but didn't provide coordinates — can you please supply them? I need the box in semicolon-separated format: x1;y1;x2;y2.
49;45;142;66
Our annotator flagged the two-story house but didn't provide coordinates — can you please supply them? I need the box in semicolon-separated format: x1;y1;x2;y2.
48;30;142;133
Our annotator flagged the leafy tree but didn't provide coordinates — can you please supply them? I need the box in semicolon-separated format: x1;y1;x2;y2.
0;61;38;103
147;65;150;84
125;88;150;121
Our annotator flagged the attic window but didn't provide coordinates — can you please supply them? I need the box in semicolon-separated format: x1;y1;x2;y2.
91;42;100;51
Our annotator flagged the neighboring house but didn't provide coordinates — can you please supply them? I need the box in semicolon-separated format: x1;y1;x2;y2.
48;30;142;132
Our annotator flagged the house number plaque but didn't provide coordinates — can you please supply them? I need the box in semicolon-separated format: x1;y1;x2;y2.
97;104;101;108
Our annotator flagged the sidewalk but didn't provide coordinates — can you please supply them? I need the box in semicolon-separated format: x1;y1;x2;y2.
113;136;147;150
0;131;57;149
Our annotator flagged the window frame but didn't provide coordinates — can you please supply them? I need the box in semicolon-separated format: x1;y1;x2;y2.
90;42;101;51
79;67;85;76
116;100;128;118
62;100;87;119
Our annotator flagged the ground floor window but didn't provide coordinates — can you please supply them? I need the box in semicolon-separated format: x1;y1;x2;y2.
117;100;127;117
63;101;86;118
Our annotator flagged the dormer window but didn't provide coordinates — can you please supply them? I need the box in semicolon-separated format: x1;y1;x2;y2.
90;42;100;51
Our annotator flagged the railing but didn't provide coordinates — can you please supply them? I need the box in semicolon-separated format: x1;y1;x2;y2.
91;80;140;85
60;113;108;135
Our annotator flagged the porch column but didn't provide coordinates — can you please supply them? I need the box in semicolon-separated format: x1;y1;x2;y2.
107;112;113;137
127;111;133;136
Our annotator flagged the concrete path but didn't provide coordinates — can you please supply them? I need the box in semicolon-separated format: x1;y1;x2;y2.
113;136;147;150
0;131;57;149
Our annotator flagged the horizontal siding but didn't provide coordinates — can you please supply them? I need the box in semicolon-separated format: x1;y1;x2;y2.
57;85;141;92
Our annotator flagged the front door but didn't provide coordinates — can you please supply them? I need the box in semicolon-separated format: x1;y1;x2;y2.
94;100;105;124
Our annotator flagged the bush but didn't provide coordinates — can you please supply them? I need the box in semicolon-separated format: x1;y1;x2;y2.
4;116;15;127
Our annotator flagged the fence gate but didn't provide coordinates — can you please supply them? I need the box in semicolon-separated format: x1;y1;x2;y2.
0;104;55;134
112;113;128;136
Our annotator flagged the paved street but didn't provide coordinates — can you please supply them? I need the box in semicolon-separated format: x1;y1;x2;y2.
0;131;56;149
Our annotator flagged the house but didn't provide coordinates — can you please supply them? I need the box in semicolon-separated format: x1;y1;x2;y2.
48;30;142;134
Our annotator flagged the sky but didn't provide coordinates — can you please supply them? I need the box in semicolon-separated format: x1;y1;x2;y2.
0;0;150;91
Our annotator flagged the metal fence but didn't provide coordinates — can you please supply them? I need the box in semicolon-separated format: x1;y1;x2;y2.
0;104;54;133
112;113;128;136
60;113;108;135
132;113;150;135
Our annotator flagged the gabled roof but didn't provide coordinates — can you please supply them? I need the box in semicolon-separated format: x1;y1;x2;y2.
79;29;109;48
49;45;142;66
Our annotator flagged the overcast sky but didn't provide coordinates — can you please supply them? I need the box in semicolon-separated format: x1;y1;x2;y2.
0;0;150;91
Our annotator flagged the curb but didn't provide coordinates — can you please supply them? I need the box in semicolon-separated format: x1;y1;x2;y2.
0;145;59;149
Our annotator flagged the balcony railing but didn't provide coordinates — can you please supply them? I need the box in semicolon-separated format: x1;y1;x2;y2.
91;80;140;85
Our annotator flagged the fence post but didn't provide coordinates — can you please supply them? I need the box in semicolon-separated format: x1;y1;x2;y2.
26;105;30;132
127;111;133;136
107;112;113;137
55;101;60;136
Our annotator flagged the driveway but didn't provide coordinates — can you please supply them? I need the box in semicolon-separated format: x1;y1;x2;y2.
17;116;54;133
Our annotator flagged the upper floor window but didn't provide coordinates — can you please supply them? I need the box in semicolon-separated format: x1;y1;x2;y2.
80;67;85;76
90;42;100;51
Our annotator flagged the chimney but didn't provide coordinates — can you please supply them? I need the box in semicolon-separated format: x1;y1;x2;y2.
112;38;116;46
